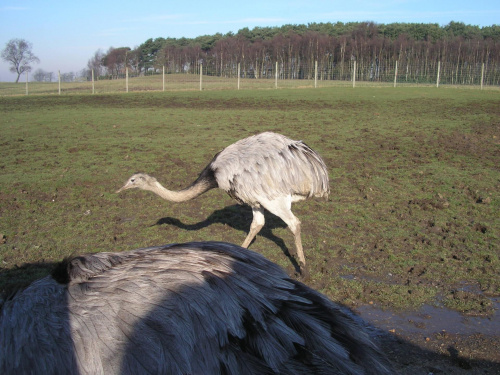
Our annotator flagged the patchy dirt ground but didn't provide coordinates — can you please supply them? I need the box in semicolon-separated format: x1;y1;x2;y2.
359;303;500;374
1;91;498;373
282;250;499;374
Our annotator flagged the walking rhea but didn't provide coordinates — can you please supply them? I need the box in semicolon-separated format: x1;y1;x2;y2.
117;132;329;271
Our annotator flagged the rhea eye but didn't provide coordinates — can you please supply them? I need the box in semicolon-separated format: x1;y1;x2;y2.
131;178;135;182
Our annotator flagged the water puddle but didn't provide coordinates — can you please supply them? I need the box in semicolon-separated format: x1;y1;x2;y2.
356;298;500;337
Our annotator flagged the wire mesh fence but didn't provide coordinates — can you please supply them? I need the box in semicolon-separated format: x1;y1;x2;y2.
2;59;499;96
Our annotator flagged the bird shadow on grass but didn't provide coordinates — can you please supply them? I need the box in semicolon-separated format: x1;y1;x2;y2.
153;204;302;273
0;262;58;300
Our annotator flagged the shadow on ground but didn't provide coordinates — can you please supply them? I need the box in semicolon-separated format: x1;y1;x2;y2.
0;261;58;300
153;204;302;273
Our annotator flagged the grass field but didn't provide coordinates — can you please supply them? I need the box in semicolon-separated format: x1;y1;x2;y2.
3;73;493;97
1;74;328;95
0;87;498;318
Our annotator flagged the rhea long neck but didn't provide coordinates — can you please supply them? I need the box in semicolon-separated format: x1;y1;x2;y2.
146;178;215;203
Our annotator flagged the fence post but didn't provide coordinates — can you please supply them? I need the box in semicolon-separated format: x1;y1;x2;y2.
126;67;129;93
314;60;318;88
92;69;95;94
237;63;240;90
200;63;203;91
394;60;398;88
163;66;165;92
480;63;484;90
58;70;61;95
353;61;356;88
436;61;440;88
275;61;278;89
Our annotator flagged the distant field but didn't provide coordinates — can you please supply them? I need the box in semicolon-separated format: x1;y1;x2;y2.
0;74;337;95
3;72;496;97
0;87;498;317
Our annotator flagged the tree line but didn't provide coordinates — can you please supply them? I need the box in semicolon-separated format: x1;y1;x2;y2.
85;21;500;85
3;22;499;84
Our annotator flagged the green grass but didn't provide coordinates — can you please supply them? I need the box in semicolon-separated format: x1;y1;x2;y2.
1;74;340;96
3;73;495;97
0;87;498;313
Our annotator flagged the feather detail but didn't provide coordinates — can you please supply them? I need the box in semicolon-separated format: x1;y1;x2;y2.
211;132;329;204
1;242;393;375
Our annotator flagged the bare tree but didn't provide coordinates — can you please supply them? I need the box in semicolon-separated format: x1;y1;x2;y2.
79;68;91;81
87;49;105;79
33;68;48;82
1;38;40;83
102;47;131;78
60;72;75;82
32;69;55;82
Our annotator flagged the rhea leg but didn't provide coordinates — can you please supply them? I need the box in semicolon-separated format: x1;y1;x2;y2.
241;206;265;248
259;196;306;267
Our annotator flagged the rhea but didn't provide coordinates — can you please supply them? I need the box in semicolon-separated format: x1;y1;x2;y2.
116;132;329;270
0;242;393;374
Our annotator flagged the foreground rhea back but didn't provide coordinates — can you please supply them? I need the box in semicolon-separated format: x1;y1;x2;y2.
0;242;392;374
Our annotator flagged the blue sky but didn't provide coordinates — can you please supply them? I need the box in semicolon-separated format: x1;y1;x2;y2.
1;0;498;82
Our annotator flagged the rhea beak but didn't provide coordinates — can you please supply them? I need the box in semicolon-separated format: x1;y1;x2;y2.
116;183;131;194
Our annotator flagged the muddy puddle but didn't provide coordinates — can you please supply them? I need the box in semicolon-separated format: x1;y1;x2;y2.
356;298;500;337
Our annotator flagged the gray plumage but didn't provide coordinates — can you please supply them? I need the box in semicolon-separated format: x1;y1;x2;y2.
0;242;393;375
117;132;330;269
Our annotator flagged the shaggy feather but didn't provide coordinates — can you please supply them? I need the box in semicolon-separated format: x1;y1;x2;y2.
0;241;393;374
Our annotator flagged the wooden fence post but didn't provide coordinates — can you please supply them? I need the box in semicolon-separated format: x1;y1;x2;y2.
200;63;203;91
314;60;318;88
58;70;61;95
92;69;95;94
163;66;165;92
436;61;441;88
394;60;398;88
275;61;278;89
237;63;240;90
126;67;129;93
480;63;484;90
353;61;356;88
25;71;28;95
